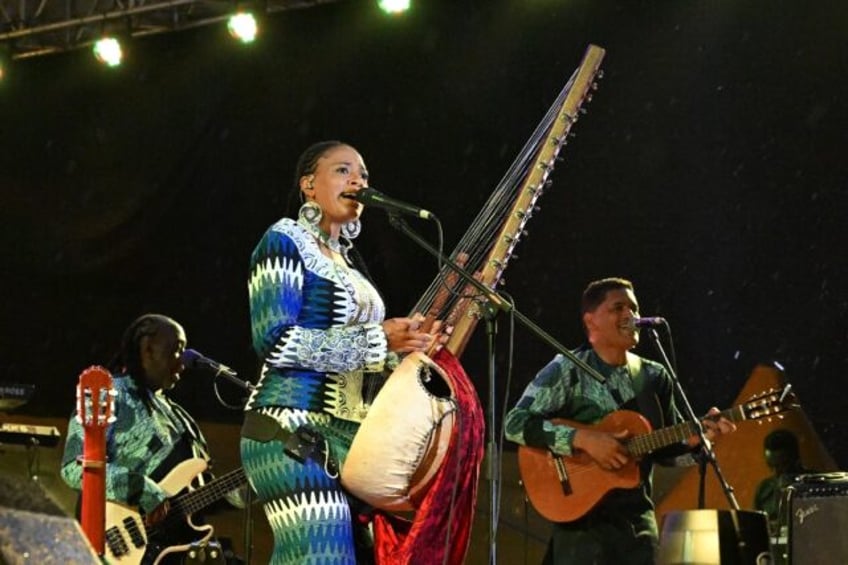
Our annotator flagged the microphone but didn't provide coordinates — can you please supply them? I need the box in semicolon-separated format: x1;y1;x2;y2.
181;349;238;378
353;187;435;220
632;316;667;328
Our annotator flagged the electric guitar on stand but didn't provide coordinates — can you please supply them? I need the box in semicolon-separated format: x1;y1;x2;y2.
518;387;798;523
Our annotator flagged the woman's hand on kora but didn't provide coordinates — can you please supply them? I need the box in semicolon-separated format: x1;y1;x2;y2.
383;313;449;353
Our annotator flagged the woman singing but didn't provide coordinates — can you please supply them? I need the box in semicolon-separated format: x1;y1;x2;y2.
240;140;438;564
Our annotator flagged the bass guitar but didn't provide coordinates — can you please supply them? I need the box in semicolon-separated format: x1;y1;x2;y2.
518;387;797;523
104;457;246;565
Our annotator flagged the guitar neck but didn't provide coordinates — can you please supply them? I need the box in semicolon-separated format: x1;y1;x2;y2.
172;468;247;517
626;405;743;457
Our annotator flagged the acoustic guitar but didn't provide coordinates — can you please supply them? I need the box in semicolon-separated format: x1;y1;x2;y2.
77;365;115;555
517;387;797;523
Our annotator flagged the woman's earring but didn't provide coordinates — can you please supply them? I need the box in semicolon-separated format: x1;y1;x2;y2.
298;200;323;226
340;218;361;240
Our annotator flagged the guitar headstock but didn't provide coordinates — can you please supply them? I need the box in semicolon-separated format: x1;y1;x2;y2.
76;366;116;429
741;384;800;421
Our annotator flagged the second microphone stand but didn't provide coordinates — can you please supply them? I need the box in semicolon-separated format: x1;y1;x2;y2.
642;326;740;511
211;372;256;564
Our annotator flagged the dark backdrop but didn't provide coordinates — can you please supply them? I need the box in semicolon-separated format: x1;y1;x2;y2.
2;0;846;467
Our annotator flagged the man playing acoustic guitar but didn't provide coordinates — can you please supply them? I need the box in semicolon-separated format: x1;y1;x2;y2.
505;277;736;564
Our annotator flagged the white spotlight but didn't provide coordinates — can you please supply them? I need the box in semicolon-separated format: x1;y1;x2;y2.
228;12;258;44
93;37;123;67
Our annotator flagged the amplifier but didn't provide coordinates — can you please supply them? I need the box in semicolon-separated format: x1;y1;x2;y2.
0;422;61;447
787;473;848;565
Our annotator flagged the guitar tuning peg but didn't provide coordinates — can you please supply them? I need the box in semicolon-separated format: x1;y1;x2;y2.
579;107;588;115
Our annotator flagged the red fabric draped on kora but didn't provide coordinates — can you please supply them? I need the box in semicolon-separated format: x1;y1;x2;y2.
372;349;485;565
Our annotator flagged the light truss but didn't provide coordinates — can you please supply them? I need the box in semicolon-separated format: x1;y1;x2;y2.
0;0;342;60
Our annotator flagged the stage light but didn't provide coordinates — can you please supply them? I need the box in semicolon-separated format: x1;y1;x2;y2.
378;0;411;14
92;37;123;67
0;44;10;81
227;12;258;44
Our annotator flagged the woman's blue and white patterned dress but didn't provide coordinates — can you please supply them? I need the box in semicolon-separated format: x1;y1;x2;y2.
241;217;390;564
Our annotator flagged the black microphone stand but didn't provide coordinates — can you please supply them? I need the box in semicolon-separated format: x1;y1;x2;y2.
212;373;256;564
386;213;607;565
642;326;739;511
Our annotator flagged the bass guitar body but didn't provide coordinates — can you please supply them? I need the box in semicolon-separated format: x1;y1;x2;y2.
104;458;212;565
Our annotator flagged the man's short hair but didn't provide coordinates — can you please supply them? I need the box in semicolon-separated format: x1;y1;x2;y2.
581;277;634;315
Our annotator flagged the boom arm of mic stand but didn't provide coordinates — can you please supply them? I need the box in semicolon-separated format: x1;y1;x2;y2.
644;327;740;510
386;214;606;384
215;370;255;392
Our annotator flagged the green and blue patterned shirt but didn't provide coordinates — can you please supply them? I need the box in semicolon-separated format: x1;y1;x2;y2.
61;373;209;513
505;347;691;501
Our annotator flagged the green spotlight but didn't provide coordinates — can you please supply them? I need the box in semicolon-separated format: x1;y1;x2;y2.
227;12;258;44
92;37;123;67
378;0;411;14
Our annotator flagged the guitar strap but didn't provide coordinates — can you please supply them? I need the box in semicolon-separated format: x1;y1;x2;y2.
626;352;672;431
241;411;339;476
619;352;647;414
627;353;644;397
169;401;211;461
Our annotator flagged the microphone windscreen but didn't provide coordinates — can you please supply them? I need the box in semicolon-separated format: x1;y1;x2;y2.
180;349;202;368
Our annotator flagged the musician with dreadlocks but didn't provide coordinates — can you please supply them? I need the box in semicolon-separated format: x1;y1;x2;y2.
240;140;442;564
60;313;242;563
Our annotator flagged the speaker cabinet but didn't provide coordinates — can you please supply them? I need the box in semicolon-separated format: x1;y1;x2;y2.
0;506;100;565
788;473;848;565
657;509;770;565
0;471;99;565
